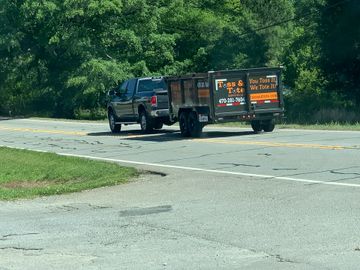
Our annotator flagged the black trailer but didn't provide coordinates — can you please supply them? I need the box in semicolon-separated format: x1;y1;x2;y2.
165;67;285;137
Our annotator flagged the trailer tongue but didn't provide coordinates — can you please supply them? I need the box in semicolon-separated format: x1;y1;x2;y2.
166;67;284;137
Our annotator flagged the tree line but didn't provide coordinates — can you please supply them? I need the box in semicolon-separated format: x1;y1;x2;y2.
0;0;359;122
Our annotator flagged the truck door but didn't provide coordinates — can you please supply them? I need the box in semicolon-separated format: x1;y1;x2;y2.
118;79;136;121
113;81;128;118
113;79;136;122
212;74;248;116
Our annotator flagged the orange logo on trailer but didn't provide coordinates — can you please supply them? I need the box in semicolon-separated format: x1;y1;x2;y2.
250;92;278;101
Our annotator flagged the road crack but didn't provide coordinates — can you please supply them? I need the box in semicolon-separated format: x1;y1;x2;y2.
0;247;43;251
1;233;40;239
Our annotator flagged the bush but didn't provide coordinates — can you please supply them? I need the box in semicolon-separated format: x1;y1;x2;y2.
74;108;107;121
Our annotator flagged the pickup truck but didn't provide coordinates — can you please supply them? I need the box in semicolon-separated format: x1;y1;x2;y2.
166;67;285;137
107;77;171;133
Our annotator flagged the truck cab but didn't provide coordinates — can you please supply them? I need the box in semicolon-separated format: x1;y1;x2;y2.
107;77;171;133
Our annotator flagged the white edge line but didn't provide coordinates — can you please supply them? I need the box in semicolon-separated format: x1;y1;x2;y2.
1;145;360;188
58;153;360;188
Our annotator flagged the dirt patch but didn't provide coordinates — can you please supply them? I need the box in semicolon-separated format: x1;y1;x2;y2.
0;181;53;189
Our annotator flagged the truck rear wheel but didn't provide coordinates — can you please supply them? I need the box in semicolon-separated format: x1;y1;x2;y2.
140;111;153;133
179;112;191;137
108;110;121;133
251;120;262;133
262;120;275;132
153;121;163;130
188;112;203;138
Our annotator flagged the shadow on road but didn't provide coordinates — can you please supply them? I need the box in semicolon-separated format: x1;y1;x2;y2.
87;129;257;142
87;129;177;137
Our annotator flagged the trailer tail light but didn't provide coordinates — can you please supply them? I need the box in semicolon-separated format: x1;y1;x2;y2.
151;96;157;107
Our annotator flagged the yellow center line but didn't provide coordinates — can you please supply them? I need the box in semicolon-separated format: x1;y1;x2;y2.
0;125;354;150
0;126;87;136
192;138;348;150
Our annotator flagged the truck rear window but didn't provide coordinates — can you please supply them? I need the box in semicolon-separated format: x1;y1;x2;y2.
138;79;166;92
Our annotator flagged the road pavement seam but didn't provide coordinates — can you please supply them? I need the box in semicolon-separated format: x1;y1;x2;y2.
2;143;360;188
1;125;356;150
54;151;360;189
2;144;359;188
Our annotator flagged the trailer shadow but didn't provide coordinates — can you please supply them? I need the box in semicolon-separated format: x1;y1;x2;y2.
87;128;257;142
87;129;184;142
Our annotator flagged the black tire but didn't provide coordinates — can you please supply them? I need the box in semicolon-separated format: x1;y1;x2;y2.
153;121;163;130
108;110;121;133
188;111;203;138
140;110;153;133
262;120;275;132
251;120;262;133
179;112;190;137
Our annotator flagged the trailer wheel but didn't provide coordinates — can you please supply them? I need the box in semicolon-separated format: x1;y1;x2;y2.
188;112;203;138
251;120;262;133
108;110;121;133
140;111;154;133
179;112;191;137
262;120;275;132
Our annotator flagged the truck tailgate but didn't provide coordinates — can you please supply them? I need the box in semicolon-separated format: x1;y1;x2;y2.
155;90;169;110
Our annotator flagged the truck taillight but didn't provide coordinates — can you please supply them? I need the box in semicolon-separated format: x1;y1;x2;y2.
151;96;157;107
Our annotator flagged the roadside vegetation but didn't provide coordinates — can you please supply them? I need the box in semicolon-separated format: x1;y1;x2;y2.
219;122;360;131
277;123;360;131
0;0;359;124
0;147;138;200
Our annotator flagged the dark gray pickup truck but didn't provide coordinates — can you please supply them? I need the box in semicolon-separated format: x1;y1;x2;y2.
107;77;171;133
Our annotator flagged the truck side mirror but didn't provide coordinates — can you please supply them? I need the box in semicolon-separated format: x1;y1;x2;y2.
108;90;115;96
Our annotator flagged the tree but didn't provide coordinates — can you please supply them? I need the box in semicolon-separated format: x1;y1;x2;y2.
319;0;360;107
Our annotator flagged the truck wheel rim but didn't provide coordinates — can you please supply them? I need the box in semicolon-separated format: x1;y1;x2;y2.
180;116;187;132
109;114;115;129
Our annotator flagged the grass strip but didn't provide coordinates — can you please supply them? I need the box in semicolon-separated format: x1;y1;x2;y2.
217;122;360;131
0;147;138;200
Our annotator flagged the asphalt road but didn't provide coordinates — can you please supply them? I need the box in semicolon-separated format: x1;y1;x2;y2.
0;118;360;270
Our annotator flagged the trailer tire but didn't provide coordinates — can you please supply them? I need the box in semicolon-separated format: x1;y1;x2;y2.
179;112;191;137
108;110;121;133
140;111;154;133
251;120;262;133
262;120;275;132
188;112;203;138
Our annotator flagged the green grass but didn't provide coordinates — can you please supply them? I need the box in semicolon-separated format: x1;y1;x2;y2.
218;122;360;131
0;147;138;200
276;122;360;131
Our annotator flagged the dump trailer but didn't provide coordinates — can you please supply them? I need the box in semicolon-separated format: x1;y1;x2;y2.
165;67;284;137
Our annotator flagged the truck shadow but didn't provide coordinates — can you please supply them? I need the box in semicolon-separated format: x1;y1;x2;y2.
87;129;177;137
87;129;256;142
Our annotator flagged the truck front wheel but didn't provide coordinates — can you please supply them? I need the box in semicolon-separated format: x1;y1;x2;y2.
262;120;275;132
153;121;163;130
140;111;154;133
108;110;121;133
188;112;203;138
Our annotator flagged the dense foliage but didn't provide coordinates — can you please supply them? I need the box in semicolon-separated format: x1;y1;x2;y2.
0;0;359;122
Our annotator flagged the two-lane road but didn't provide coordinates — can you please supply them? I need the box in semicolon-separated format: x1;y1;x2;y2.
1;118;360;269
